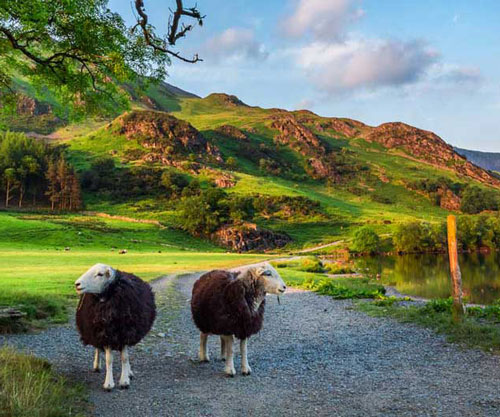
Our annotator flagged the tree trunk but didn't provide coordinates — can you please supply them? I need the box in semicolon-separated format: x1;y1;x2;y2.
5;179;10;208
19;185;24;208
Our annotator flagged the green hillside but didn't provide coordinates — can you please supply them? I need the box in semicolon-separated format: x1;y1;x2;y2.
2;82;500;251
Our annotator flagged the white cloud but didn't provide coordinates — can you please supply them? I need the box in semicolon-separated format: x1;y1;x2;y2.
203;28;268;62
433;65;482;85
295;98;315;109
282;0;364;41
295;38;438;93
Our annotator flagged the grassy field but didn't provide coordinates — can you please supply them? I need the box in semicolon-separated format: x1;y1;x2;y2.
358;298;500;353
0;211;271;329
0;347;87;417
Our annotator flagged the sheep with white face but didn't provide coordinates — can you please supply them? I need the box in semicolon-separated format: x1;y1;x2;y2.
74;263;156;391
191;262;287;377
75;263;116;295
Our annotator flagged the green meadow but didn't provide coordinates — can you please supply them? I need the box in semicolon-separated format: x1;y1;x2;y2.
0;211;270;328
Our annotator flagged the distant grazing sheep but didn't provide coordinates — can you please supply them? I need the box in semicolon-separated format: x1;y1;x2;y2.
191;263;286;376
75;263;156;391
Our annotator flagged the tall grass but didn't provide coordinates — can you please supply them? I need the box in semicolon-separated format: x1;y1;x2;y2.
0;347;87;417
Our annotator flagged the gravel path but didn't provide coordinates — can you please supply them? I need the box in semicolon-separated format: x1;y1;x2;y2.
3;271;500;417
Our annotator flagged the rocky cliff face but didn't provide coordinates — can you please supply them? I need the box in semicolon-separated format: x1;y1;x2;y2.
362;122;500;187
293;111;365;138
212;223;291;252
215;125;249;141
111;110;222;164
270;113;340;180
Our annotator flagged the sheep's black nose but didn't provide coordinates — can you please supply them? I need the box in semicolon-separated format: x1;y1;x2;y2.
75;283;81;289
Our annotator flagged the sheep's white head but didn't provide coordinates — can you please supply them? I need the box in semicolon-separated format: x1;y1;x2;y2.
75;263;117;295
254;263;287;295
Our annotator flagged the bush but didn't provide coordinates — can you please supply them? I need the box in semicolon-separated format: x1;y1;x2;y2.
178;187;228;236
460;185;499;214
298;257;324;273
351;227;380;254
325;263;355;275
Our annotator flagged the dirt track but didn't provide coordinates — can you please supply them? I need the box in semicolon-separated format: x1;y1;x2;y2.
3;271;500;416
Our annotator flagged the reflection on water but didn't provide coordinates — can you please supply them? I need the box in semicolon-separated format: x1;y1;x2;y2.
354;252;500;305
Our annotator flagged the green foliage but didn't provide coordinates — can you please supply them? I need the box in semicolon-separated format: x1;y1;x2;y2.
393;221;446;253
0;0;187;118
177;187;228;236
160;170;189;198
0;347;87;416
351;226;380;254
359;298;500;353
298;257;324;273
276;260;385;299
460;185;499;214
457;214;500;250
0;131;81;210
324;262;356;274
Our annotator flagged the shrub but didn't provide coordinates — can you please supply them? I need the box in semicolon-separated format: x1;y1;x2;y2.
298;257;324;273
351;227;380;254
325;263;355;275
177;187;228;236
460;185;499;214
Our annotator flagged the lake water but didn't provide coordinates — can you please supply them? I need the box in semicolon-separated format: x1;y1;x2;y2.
353;252;500;305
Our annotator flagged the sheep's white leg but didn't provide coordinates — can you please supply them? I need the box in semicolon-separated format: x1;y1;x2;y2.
93;348;101;372
223;335;235;377
199;333;210;362
220;336;226;361
119;346;131;389
240;338;252;376
103;347;115;391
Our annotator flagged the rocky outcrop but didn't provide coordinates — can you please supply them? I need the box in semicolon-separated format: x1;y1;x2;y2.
212;223;291;252
270;114;340;180
111;110;222;164
205;93;248;107
215;125;249;141
363;122;500;187
214;174;236;188
438;188;461;211
293;111;365;138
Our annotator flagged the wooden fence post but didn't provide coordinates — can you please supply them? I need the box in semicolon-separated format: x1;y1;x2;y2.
447;215;464;321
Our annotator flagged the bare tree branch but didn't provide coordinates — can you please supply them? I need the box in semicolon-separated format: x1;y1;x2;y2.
133;0;203;63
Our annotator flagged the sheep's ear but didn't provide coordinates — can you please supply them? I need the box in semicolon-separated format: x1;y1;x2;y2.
104;268;112;279
255;266;266;276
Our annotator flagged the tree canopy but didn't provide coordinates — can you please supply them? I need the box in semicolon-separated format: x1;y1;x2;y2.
0;0;203;117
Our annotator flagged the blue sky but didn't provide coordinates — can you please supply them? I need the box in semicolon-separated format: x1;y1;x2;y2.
110;0;500;152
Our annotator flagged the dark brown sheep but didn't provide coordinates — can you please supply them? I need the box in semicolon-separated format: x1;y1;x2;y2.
75;264;156;390
191;263;286;376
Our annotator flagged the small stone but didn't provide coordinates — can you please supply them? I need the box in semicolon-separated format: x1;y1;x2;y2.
157;332;166;338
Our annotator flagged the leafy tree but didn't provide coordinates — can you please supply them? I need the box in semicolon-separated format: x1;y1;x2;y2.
351;227;380;254
460;185;499;214
178;187;228;236
0;1;204;116
393;222;427;253
161;170;189;197
227;196;254;222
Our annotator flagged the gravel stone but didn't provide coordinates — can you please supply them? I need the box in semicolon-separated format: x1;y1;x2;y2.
2;272;500;416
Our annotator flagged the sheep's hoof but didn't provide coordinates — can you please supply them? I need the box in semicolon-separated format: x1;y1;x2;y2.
225;368;236;377
119;384;130;390
103;386;114;392
225;373;235;378
93;368;101;373
242;370;252;376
